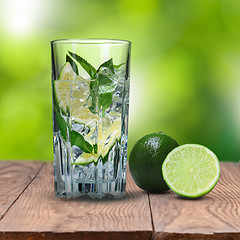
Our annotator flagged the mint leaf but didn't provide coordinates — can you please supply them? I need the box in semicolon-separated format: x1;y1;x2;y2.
55;107;94;154
97;74;115;112
99;92;113;113
66;53;120;114
89;80;99;114
113;62;125;69
97;69;116;112
89;74;115;113
93;144;98;154
97;58;114;74
55;111;68;141
68;51;96;78
71;130;93;154
66;54;79;75
98;74;116;93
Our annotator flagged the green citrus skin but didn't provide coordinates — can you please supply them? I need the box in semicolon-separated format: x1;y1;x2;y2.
129;132;179;193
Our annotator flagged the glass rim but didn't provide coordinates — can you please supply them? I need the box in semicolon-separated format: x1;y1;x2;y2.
51;38;131;45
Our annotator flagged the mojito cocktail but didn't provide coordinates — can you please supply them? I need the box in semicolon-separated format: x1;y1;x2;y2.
51;39;131;198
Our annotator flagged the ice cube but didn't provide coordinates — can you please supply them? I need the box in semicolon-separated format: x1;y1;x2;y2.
70;80;90;102
72;122;86;132
72;145;83;160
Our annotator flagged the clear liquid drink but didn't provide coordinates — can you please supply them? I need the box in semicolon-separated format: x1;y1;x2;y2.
51;39;131;198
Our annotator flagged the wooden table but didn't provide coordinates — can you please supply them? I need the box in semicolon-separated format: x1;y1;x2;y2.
0;161;240;240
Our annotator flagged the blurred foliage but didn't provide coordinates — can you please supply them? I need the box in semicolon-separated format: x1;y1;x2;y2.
0;0;240;161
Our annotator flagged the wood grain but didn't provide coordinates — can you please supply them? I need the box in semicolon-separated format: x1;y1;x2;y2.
0;232;152;240
149;162;240;240
0;161;44;220
0;163;153;240
1;161;240;240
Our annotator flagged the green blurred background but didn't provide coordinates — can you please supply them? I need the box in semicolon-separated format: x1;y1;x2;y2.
0;0;239;161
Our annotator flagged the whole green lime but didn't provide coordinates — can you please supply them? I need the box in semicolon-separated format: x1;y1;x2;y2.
129;132;178;193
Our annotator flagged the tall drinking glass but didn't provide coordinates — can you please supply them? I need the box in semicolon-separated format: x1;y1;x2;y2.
51;39;131;198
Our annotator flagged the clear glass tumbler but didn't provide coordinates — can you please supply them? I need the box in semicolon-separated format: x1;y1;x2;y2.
51;39;131;199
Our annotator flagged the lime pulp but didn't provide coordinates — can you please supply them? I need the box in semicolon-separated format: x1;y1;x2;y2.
162;144;220;198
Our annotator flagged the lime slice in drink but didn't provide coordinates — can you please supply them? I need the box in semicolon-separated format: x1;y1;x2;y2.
59;62;77;80
89;117;121;162
54;63;73;112
55;62;77;112
72;106;98;125
73;117;121;165
74;152;97;165
55;62;97;124
98;118;121;161
162;144;220;199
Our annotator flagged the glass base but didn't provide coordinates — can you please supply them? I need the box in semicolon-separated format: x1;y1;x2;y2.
54;177;126;199
53;135;128;199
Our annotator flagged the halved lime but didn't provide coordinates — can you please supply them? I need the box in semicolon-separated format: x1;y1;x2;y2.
162;144;220;198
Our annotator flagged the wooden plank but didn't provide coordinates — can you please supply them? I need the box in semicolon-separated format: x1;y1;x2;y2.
0;163;153;240
149;162;240;240
0;232;152;240
0;161;44;220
